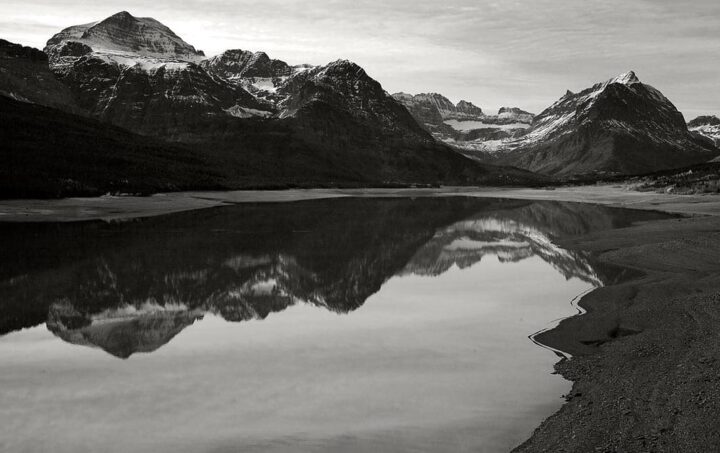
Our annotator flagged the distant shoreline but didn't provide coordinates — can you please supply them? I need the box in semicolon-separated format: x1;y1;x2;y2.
1;184;719;222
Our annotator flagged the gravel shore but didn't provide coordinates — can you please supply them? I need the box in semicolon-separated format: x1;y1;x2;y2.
513;207;720;452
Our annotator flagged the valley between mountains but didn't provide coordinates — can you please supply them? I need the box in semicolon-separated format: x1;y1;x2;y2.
1;10;719;198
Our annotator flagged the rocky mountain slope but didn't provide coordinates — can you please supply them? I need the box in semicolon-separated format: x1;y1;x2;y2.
4;11;718;188
688;115;720;147
494;71;719;176
43;12;262;139
0;11;544;191
0;96;226;198
0;39;81;112
392;92;534;153
40;12;447;145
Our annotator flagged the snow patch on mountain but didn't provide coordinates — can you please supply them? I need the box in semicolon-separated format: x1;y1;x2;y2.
45;11;204;63
688;115;720;146
393;91;535;155
225;105;273;118
91;51;192;71
496;70;678;154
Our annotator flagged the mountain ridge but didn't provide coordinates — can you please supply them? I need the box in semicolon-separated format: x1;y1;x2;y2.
392;91;534;155
4;11;717;191
1;14;546;198
492;71;719;176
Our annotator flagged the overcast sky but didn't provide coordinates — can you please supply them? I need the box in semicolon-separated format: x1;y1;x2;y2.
2;0;719;118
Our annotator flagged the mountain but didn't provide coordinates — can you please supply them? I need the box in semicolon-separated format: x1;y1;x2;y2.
498;107;535;123
0;96;231;198
392;92;534;154
494;71;719;176
0;38;81;112
45;11;204;63
39;12;452;144
392;92;485;124
44;12;263;139
18;12;542;190
199;49;300;106
688;115;720;147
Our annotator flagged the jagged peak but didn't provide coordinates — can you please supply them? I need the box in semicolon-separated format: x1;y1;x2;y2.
108;10;134;20
320;59;366;77
326;58;359;68
608;70;640;86
457;100;480;108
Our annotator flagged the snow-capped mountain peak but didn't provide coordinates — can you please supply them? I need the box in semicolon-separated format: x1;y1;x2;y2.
492;71;718;175
609;70;640;86
45;11;205;65
689;115;720;146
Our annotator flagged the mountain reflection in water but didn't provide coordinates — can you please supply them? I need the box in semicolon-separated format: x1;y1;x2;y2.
0;197;666;359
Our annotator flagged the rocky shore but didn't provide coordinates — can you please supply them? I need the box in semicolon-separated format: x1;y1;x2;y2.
513;196;720;452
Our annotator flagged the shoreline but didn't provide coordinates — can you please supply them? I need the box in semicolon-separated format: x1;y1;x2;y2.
510;193;720;451
2;186;719;450
2;184;720;222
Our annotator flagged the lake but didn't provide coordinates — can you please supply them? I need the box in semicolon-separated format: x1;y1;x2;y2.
0;196;668;452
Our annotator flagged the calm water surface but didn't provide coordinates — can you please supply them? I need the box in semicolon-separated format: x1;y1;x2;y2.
0;197;668;453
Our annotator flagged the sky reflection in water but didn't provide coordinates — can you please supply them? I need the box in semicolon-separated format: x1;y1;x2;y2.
0;197;669;452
